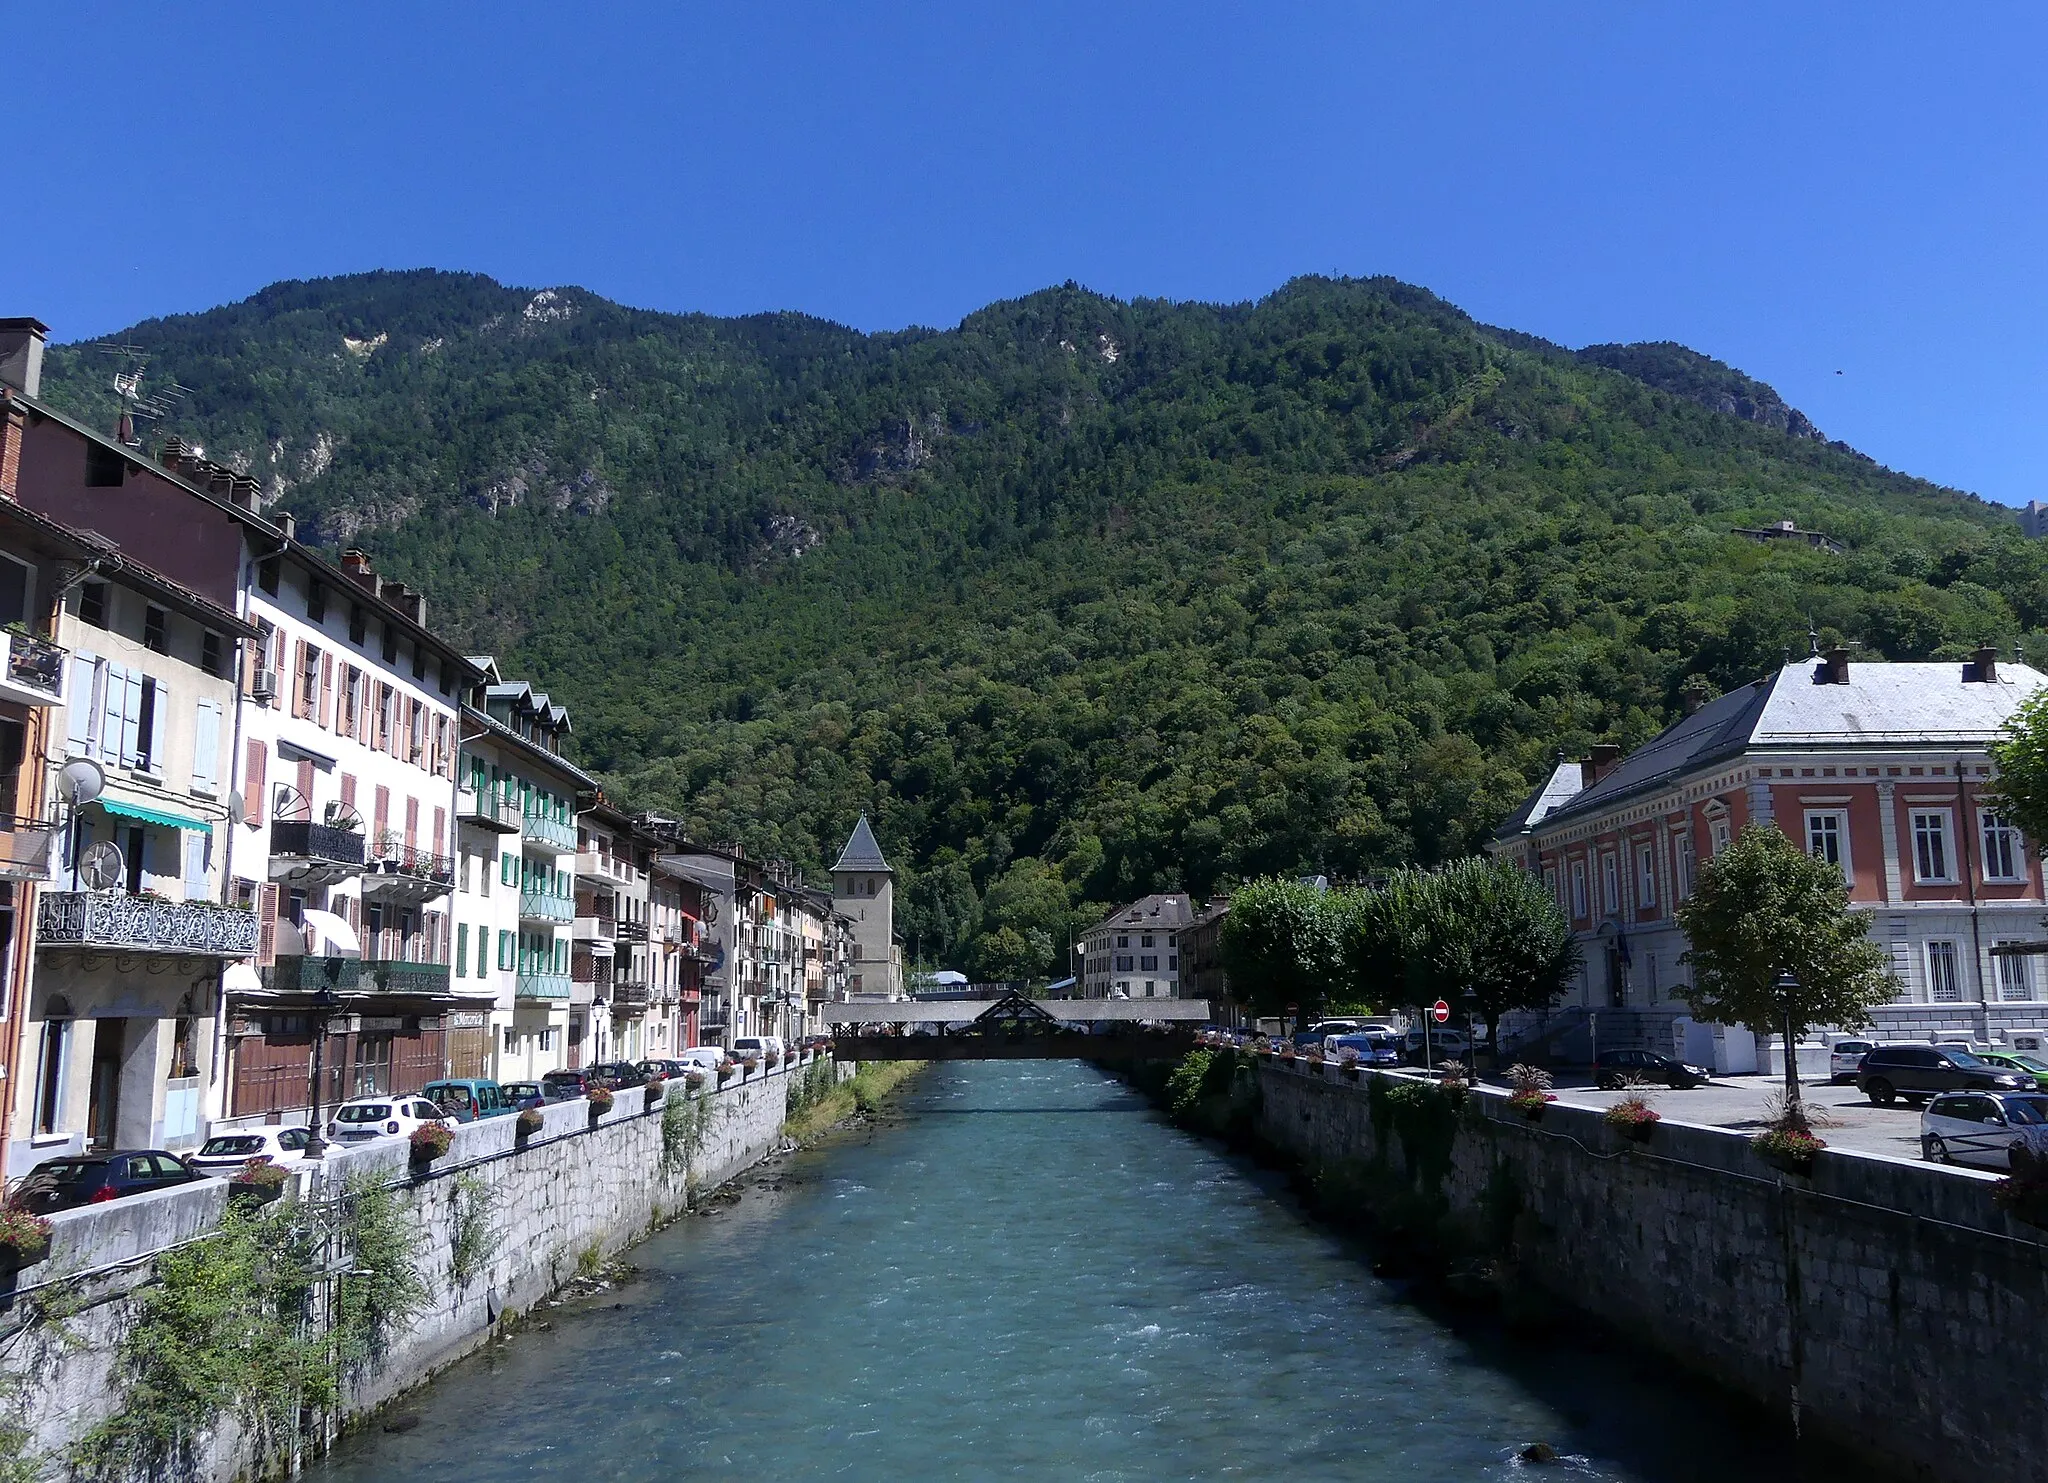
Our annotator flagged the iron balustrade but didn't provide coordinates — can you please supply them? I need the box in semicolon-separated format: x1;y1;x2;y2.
263;954;363;992
367;836;455;885
269;820;367;869
609;980;650;1010
360;958;453;995
2;629;65;701
38;891;261;956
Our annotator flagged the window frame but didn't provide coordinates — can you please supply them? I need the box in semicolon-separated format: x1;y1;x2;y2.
1569;860;1588;921
1980;809;2026;884
1925;938;1962;1003
1911;809;1956;885
1994;941;2036;1003
1804;809;1852;885
1635;843;1656;910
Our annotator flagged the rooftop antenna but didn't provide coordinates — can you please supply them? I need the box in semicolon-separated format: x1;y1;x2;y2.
89;342;190;443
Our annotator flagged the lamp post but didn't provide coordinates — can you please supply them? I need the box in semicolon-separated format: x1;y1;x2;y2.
302;983;341;1160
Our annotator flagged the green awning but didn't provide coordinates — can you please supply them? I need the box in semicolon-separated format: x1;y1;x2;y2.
96;796;213;837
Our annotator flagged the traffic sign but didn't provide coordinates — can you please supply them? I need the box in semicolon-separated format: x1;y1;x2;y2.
1431;1000;1450;1023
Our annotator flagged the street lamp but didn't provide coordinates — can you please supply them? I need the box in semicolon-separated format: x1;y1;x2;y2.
302;983;341;1160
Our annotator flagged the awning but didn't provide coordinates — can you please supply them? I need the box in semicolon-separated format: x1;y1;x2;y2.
222;962;264;995
97;796;213;836
299;907;361;955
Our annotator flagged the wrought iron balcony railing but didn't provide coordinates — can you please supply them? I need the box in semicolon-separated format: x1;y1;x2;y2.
359;958;452;995
261;954;363;992
0;629;65;707
269;820;366;869
38;891;261;957
608;980;650;1010
365;836;455;890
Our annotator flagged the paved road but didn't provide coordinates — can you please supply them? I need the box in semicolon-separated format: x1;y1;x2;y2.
1526;1072;1933;1163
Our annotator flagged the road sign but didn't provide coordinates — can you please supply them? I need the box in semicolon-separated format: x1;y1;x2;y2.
1431;1000;1450;1023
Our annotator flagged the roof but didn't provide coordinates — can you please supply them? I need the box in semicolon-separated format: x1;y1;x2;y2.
832;814;891;873
0;499;260;639
1086;892;1196;938
458;703;595;789
1493;760;1586;841
1539;658;2048;831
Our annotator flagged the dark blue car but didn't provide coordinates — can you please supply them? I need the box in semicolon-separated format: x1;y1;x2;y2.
15;1150;203;1213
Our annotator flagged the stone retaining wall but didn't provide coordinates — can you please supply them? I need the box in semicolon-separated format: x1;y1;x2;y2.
6;1059;833;1481
1253;1060;2048;1483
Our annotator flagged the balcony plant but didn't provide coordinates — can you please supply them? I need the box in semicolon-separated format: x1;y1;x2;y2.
228;1157;290;1205
1603;1095;1660;1143
515;1107;544;1142
765;1048;781;1069
586;1085;615;1118
716;1062;737;1086
739;1055;760;1078
685;1069;708;1093
0;1203;52;1268
409;1122;454;1166
1506;1063;1555;1121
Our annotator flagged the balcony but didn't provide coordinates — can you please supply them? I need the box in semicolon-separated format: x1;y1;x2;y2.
615;919;649;944
522;811;577;853
573;912;616;943
362;835;455;903
609;980;650;1012
457;786;523;833
516;971;572;1001
37;891;260;957
359;958;453;996
521;889;574;924
268;820;366;887
0;815;55;882
0;629;64;708
261;954;362;993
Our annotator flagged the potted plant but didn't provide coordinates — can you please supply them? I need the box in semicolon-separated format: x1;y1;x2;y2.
409;1122;454;1166
740;1055;761;1079
644;1075;666;1109
765;1048;782;1069
716;1062;738;1086
586;1085;615;1118
228;1157;290;1204
1753;1124;1825;1175
515;1107;544;1141
1603;1094;1660;1143
1506;1063;1555;1121
0;1205;53;1268
1993;1144;2048;1228
685;1069;708;1093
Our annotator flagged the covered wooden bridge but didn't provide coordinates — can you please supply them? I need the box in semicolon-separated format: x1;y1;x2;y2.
821;991;1210;1062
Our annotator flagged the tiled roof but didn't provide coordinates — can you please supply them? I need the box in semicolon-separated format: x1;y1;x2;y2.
1087;892;1196;937
1493;760;1586;840
832;814;891;872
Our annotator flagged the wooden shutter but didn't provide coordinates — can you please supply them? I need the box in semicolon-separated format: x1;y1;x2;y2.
340;772;357;811
245;741;267;827
292;641;308;719
405;795;419;850
433;806;446;857
319;652;334;729
257;882;280;967
270;628;286;709
296;759;315;816
373;785;390;837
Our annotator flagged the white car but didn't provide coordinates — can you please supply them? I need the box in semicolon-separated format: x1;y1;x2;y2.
675;1046;729;1076
1828;1038;1876;1084
1920;1090;2048;1169
732;1035;786;1064
327;1095;449;1146
188;1126;319;1175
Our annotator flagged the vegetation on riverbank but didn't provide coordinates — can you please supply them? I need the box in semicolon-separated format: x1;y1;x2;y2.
783;1059;928;1146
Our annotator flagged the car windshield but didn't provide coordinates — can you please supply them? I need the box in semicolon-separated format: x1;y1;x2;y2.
2005;1097;2048;1125
198;1136;266;1157
505;1083;541;1097
2008;1055;2048;1073
30;1160;103;1184
336;1104;394;1123
1945;1050;1991;1069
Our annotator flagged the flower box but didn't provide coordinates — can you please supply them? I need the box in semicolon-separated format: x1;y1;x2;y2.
229;1157;289;1204
1507;1090;1555;1121
1603;1099;1660;1143
685;1070;708;1092
515;1107;544;1140
644;1077;666;1109
586;1086;615;1117
409;1123;454;1165
717;1063;738;1085
0;1207;53;1268
1752;1127;1825;1175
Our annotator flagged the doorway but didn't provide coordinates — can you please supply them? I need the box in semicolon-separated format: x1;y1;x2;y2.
86;1018;126;1151
1605;946;1627;1009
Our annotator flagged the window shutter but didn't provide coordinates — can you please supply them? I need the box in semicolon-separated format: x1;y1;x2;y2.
118;668;144;768
373;785;390;838
141;678;165;773
405;795;419;850
65;653;99;756
182;831;208;903
291;641;306;719
433;806;446;856
270;628;286;709
192;700;221;790
340;772;357;811
257;882;279;967
246;741;267;827
296;759;314;816
319;652;334;729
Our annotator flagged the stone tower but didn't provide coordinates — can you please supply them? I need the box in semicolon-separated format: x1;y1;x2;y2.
832;815;899;998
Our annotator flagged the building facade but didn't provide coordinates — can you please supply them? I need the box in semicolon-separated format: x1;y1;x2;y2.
1493;651;2048;1068
831;816;900;998
1078;893;1195;998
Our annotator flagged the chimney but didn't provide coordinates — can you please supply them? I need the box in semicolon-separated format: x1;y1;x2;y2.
1681;689;1703;716
0;319;47;399
1822;647;1851;685
231;475;262;510
1580;743;1622;787
1971;645;1999;684
158;436;191;472
340;550;378;591
277;512;297;542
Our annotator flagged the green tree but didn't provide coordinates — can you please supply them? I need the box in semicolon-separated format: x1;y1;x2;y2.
1988;687;2048;847
1675;824;1894;1121
1341;869;1424;1012
1218;877;1352;1025
1429;856;1581;1068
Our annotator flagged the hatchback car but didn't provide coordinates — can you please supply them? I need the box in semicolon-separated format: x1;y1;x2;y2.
500;1080;549;1111
1920;1091;2048;1169
674;1046;729;1077
1403;1028;1472;1065
1828;1039;1876;1084
1325;1031;1404;1067
1858;1044;2033;1106
1975;1051;2048;1092
580;1060;649;1090
188;1127;315;1176
326;1096;448;1145
1594;1049;1713;1090
14;1150;203;1213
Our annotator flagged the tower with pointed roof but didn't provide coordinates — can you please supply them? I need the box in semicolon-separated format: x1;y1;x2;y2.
832;815;899;997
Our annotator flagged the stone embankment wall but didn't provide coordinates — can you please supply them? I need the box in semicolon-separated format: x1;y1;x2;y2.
7;1060;826;1481
1251;1061;2048;1483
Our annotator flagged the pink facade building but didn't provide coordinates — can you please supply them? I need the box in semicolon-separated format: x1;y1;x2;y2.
1492;649;2048;1070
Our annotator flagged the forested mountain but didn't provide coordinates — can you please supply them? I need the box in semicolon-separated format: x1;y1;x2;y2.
36;270;2040;975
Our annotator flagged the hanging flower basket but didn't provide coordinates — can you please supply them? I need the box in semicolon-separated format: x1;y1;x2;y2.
765;1049;782;1069
1752;1126;1825;1175
644;1076;666;1110
1603;1098;1660;1143
740;1056;761;1078
515;1107;544;1141
717;1062;738;1085
586;1086;615;1118
0;1207;53;1268
409;1123;454;1165
685;1070;708;1092
229;1157;289;1204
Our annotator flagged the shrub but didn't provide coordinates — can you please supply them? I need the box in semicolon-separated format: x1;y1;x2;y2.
234;1158;290;1190
409;1123;453;1163
1752;1126;1826;1172
1603;1095;1660;1141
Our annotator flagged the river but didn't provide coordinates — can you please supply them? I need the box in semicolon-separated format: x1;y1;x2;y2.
307;1060;1802;1482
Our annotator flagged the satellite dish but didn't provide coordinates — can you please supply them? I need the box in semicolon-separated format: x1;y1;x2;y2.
58;758;105;807
227;789;246;827
78;840;124;891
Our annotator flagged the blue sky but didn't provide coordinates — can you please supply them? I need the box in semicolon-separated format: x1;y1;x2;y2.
7;3;2043;504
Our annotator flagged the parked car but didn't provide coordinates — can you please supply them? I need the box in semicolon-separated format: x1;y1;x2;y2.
1828;1038;1877;1084
1594;1049;1713;1090
541;1068;600;1101
500;1081;549;1111
1975;1051;2048;1092
580;1060;649;1090
732;1036;785;1064
674;1046;729;1077
637;1059;691;1081
188;1127;315;1176
1325;1031;1404;1067
1858;1044;2034;1106
326;1096;448;1145
1920;1090;2048;1168
1403;1028;1471;1064
14;1150;203;1213
422;1079;514;1122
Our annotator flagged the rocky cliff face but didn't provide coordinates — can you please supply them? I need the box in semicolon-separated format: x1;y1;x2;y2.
1575;340;1826;441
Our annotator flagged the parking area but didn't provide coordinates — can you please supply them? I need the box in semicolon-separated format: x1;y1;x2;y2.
1525;1072;1936;1163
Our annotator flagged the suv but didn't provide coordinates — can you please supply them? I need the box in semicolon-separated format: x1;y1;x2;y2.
1828;1039;1876;1084
1921;1090;2048;1169
1857;1044;2033;1106
1593;1049;1712;1090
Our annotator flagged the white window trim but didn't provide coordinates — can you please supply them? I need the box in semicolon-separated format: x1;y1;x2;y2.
1804;808;1853;886
1993;941;2038;1003
1911;809;1957;885
1600;852;1619;916
1978;809;2027;884
1925;939;1963;1003
1635;844;1656;910
1569;860;1588;920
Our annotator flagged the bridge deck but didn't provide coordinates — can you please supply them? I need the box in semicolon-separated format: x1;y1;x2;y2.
815;998;1210;1024
832;1030;1199;1062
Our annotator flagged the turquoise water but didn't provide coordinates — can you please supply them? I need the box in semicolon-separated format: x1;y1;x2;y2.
307;1061;1800;1482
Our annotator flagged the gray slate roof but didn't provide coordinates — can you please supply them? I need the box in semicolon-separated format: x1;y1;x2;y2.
833;815;891;872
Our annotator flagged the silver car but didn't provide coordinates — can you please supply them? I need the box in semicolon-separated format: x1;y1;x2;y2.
1920;1090;2048;1169
1829;1038;1876;1084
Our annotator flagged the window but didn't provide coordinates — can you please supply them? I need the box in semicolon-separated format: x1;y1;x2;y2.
412;644;427;681
78;582;107;628
85;440;126;487
1709;816;1732;856
1141;935;1154;948
297;643;321;718
1806;810;1850;883
1542;866;1558;905
307;582;326;623
1926;940;1962;1002
34;1004;71;1135
539;1028;553;1051
1168;955;1179;971
257;558;282;596
1982;811;2025;882
1140;954;1158;971
1634;844;1656;909
498;930;514;970
1996;944;2035;1002
1601;852;1619;915
1912;811;1953;883
1675;834;1696;900
382;626;398;664
68;660;163;772
1569;861;1588;920
1116;934;1129;948
142;606;168;654
349;605;366;645
192;700;222;794
200;631;224;678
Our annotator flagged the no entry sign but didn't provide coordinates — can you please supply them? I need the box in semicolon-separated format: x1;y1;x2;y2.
1431;1000;1451;1023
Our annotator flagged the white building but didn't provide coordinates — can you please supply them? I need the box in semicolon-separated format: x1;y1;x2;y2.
831;816;900;998
1078;893;1195;998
